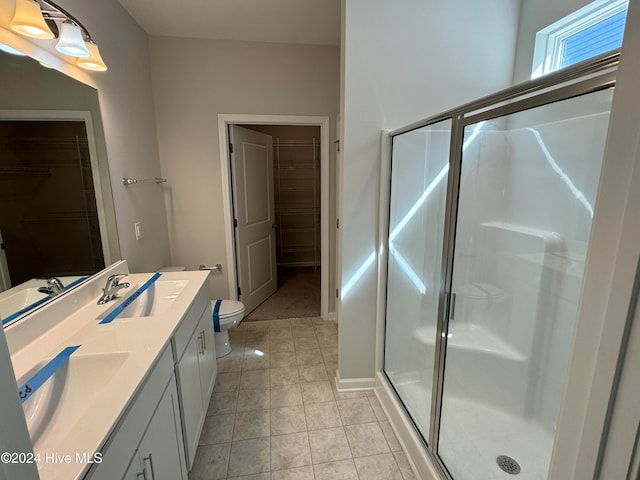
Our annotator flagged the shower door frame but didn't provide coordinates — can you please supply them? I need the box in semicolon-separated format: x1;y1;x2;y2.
378;52;620;480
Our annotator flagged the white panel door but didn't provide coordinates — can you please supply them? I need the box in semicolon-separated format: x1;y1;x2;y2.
229;125;277;314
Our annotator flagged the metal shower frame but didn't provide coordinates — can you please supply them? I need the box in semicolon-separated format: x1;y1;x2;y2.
381;51;619;480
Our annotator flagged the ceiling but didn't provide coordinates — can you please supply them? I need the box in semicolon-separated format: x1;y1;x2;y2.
117;0;341;46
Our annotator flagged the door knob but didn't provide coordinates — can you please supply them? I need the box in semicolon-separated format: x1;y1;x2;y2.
272;224;280;229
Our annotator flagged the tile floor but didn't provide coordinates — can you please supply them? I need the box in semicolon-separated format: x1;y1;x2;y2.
188;317;417;480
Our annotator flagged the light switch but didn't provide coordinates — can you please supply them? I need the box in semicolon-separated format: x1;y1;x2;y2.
134;222;142;241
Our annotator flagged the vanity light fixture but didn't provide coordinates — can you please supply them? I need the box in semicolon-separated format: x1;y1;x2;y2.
10;0;54;39
55;21;89;57
76;40;107;71
9;0;107;70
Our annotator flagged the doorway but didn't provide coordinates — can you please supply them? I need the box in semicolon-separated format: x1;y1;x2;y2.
218;115;330;320
245;124;321;320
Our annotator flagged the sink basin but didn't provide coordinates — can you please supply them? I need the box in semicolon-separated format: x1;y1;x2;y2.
97;280;188;321
20;351;130;452
0;288;48;320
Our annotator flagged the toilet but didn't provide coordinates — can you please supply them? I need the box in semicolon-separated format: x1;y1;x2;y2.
159;266;245;357
211;299;245;357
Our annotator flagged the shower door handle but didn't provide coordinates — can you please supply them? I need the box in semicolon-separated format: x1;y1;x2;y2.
449;292;456;321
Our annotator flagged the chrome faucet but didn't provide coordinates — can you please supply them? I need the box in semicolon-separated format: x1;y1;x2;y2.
37;277;65;297
97;274;131;305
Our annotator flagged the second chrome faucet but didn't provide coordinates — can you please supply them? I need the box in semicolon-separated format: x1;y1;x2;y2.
98;274;131;305
38;277;65;297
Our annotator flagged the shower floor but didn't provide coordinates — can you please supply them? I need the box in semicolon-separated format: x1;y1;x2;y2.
394;380;554;480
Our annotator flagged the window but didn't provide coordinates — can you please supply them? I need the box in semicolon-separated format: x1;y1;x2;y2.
531;0;628;78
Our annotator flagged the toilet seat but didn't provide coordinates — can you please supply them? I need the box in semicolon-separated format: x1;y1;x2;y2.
215;299;245;319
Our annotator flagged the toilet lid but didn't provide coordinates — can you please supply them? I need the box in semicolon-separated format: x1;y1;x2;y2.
214;299;245;318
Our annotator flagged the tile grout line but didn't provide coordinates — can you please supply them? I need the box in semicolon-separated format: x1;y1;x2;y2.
200;317;340;480
334;390;361;480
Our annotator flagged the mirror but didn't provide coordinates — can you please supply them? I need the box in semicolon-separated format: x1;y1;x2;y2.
0;51;120;326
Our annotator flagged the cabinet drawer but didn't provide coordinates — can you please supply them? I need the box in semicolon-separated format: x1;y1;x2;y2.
171;284;209;362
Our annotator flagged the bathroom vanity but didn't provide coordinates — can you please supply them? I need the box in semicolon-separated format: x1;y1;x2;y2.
4;260;216;480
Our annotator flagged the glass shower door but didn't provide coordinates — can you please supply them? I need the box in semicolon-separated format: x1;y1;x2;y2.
384;119;451;441
438;88;614;480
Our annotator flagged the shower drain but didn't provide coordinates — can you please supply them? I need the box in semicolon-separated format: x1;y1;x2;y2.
496;455;521;475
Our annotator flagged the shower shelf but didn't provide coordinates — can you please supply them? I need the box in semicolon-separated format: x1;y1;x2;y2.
414;325;526;362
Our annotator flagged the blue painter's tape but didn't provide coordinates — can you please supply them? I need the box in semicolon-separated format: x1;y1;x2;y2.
99;272;163;325
2;297;50;325
1;276;90;326
18;345;81;403
213;299;222;332
65;275;90;290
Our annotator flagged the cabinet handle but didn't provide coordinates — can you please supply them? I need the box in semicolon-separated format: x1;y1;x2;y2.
197;332;203;355
143;454;156;480
137;472;145;480
202;329;206;351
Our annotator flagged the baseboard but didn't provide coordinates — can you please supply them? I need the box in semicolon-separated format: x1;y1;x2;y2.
376;371;442;480
327;311;336;321
335;370;376;391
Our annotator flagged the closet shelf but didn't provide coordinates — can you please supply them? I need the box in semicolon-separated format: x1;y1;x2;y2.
275;164;318;170
0;166;51;176
274;136;320;268
4;137;89;145
281;227;316;233
281;246;317;253
274;139;319;147
276;207;320;214
278;261;320;268
279;186;315;192
21;212;98;223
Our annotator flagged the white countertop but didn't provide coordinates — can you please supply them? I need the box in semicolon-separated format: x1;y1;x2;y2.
0;276;84;325
6;267;209;480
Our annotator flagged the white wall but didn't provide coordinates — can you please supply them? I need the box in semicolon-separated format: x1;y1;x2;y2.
44;0;172;272
148;37;339;300
338;0;520;381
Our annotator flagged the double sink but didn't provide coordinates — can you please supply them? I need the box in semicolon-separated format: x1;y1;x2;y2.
5;263;208;479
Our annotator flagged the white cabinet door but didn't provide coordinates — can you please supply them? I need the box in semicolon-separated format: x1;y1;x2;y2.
138;378;186;480
176;328;206;470
122;451;143;480
197;309;217;410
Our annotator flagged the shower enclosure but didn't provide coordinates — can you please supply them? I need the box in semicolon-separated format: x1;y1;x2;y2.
382;54;618;480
